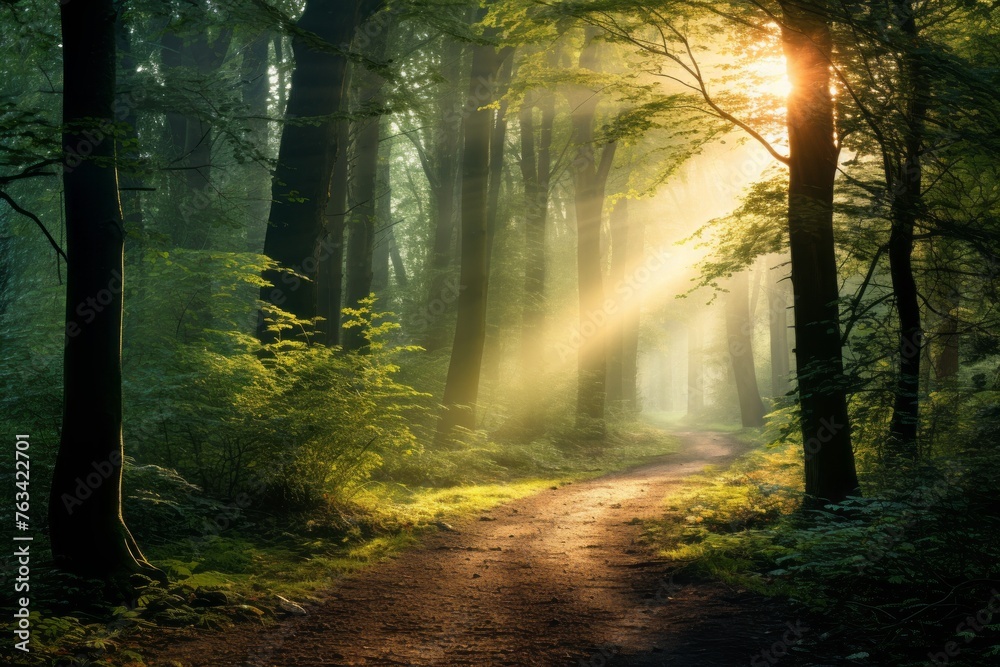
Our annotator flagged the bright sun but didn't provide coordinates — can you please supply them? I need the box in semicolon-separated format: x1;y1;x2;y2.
751;55;792;99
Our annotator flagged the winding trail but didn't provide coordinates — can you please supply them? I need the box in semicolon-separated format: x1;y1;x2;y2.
149;431;798;666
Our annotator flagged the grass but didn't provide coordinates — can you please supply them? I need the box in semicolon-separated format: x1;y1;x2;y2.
639;428;1000;666
149;418;681;602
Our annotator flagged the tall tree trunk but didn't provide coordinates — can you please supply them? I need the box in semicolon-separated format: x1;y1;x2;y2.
769;259;791;397
436;33;501;442
622;210;644;413
242;31;273;252
115;15;143;243
161;23;232;250
687;320;704;417
569;30;617;437
780;0;859;502
388;226;408;287
423;39;464;352
886;0;927;460
517;89;554;431
726;271;766;427
318;119;350;347
49;0;162;586
372;120;393;293
259;0;381;339
343;39;387;352
606;199;629;412
485;51;514;263
934;274;960;384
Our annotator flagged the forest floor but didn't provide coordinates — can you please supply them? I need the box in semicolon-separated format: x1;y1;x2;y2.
143;431;806;666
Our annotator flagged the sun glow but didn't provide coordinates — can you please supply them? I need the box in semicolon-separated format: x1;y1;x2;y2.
750;55;791;100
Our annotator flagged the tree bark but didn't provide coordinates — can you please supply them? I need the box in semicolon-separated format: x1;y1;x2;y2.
485;51;514;264
259;0;381;339
726;271;766;427
49;0;163;586
933;275;960;384
768;259;792;397
885;0;926;460
436;33;501;442
606;199;629;412
388;225;408;287
517;89;555;431
422;39;464;352
318;120;350;347
372;119;393;293
161;21;232;250
242;31;273;252
621;211;643;413
343;39;387;352
569;30;616;437
780;0;859;502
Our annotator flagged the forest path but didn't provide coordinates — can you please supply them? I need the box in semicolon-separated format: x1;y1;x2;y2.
149;431;796;666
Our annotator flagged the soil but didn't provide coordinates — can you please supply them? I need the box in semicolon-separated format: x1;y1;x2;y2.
145;431;813;666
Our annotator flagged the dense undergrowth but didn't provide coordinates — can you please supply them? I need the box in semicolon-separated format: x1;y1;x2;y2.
644;403;1000;666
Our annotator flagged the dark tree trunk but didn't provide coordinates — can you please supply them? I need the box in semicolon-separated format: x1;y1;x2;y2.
49;0;162;587
318;119;350;347
436;34;501;442
388;226;408;287
569;30;617;437
886;0;927;460
161;22;232;250
780;0;859;502
485;51;514;264
343;39;387;352
768;260;791;397
242;31;273;252
372;120;393;293
422;39;464;352
517;89;554;431
934;276;960;384
259;0;381;339
115;15;143;241
726;271;767;427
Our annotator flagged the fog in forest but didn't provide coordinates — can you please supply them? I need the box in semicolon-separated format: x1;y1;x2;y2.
2;1;999;664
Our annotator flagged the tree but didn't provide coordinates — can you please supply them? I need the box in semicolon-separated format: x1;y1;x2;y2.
436;23;504;442
343;27;389;352
259;0;381;338
318;119;350;347
606;198;630;411
517;85;555;432
726;270;766;427
768;257;791;397
48;0;163;586
779;0;859;501
415;37;465;352
569;28;617;437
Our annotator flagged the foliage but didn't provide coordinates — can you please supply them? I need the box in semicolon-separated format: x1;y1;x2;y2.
646;433;1000;665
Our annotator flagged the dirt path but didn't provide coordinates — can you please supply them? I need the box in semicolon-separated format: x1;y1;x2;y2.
148;431;800;666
